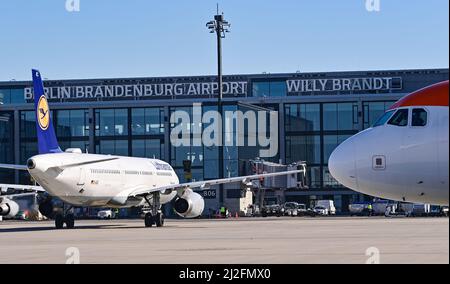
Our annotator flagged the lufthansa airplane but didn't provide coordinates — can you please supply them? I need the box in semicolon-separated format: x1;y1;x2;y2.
0;70;304;229
329;81;449;206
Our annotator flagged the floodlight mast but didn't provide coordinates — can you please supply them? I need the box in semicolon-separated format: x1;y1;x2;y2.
206;9;231;205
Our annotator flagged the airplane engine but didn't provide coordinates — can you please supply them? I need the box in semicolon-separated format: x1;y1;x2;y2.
0;198;19;219
174;189;205;218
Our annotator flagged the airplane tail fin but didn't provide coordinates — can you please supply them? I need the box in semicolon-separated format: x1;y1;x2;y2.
32;69;62;154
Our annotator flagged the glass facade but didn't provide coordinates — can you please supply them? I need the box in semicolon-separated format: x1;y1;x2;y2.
0;112;14;183
323;102;359;131
253;81;287;97
363;101;395;129
1;69;446;212
131;107;165;160
0;88;26;105
285;103;359;190
55;110;90;152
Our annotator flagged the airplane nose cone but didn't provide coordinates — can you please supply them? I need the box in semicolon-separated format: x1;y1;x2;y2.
328;138;358;190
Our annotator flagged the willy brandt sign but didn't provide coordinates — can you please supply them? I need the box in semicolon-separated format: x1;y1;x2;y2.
287;77;402;93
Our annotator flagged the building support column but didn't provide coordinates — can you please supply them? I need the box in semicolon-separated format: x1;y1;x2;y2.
278;102;286;164
14;110;20;184
88;108;95;154
164;106;170;162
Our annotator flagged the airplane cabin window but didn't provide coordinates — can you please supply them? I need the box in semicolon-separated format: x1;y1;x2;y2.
412;108;427;127
388;109;409;127
373;110;395;127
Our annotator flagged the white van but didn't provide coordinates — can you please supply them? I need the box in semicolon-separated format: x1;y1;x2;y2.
316;200;336;215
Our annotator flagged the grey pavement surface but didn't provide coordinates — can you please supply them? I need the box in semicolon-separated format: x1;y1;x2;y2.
0;217;448;264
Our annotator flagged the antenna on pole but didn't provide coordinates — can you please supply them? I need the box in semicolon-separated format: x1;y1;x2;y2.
216;3;219;15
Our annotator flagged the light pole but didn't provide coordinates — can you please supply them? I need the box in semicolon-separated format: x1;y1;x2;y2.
207;10;230;205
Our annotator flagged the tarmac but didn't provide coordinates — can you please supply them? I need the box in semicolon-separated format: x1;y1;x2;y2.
0;217;448;264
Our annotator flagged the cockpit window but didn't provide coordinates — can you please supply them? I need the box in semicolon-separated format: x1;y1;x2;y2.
412;108;427;127
373;110;395;127
388;109;409;127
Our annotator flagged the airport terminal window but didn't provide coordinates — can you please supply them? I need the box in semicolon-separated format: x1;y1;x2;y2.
171;145;203;167
412;108;427;127
175;168;203;183
95;109;128;136
323;103;359;131
202;105;219;179
10;89;26;104
131;108;164;135
20;142;38;164
59;141;89;152
269;81;287;97
285;104;321;132
252;81;287;97
55;110;89;137
0;88;25;105
0;112;14;183
307;166;322;189
96;140;128;156
388;109;409;127
224;147;239;177
132;139;164;160
0;88;10;104
373;110;395;127
223;105;239;177
363;101;395;129
286;135;321;165
323;166;341;188
20;111;37;138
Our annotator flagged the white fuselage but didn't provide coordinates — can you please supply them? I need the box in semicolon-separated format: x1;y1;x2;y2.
329;106;449;206
28;153;179;207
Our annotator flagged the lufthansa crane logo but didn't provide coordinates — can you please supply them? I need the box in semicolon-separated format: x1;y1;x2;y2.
37;96;50;130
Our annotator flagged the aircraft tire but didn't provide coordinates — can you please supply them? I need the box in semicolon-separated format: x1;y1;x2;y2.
55;214;64;229
65;214;75;229
144;213;154;227
155;213;164;227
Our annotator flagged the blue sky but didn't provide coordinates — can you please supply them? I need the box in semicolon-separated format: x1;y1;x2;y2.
0;0;448;81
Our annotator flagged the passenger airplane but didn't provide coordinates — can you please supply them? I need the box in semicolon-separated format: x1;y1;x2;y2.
0;70;304;229
329;81;449;206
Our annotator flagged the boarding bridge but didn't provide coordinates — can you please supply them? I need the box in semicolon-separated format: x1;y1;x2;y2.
239;159;308;214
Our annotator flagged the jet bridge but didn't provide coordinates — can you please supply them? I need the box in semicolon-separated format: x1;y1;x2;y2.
240;159;308;214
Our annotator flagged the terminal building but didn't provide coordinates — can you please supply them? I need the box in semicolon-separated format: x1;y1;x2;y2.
0;68;448;213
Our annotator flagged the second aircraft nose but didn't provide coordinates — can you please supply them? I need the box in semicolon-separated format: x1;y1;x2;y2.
328;138;358;191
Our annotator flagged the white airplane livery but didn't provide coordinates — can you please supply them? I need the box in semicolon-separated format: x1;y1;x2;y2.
0;70;303;229
329;81;449;206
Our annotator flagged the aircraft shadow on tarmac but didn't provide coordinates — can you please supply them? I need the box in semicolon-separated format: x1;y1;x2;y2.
0;224;208;233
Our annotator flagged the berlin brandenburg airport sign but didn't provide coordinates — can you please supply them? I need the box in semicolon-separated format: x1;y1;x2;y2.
23;77;402;100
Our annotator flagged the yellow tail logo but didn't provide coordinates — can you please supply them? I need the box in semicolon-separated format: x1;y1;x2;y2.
37;96;50;130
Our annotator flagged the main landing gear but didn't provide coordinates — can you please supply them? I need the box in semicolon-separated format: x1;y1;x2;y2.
143;192;164;228
54;205;75;229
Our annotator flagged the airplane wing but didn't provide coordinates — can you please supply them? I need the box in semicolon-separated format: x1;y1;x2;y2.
0;164;28;171
0;184;45;200
0;184;45;192
129;169;304;197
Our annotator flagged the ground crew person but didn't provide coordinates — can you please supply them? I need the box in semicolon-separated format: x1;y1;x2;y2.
367;204;373;216
220;206;226;218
